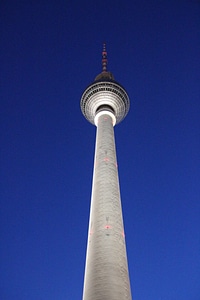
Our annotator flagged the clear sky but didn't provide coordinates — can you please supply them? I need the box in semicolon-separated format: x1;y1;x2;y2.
1;1;200;299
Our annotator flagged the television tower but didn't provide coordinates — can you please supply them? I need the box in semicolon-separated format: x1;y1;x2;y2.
81;44;132;300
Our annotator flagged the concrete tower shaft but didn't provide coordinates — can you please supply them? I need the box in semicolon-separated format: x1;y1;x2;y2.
82;112;132;300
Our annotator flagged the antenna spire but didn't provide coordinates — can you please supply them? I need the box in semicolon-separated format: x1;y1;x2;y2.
102;43;107;72
94;43;115;81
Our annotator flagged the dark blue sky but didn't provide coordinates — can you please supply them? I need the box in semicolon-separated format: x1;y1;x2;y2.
1;1;200;299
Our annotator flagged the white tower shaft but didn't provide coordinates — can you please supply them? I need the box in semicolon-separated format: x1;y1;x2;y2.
83;112;132;300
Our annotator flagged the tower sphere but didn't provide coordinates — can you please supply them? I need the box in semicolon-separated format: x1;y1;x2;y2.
80;47;130;126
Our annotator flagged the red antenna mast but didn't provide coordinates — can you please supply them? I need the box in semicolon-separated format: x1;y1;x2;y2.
102;43;108;72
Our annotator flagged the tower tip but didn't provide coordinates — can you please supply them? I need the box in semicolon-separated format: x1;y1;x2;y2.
102;42;107;72
94;43;115;81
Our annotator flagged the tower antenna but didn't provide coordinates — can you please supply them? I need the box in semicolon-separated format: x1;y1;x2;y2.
102;42;107;72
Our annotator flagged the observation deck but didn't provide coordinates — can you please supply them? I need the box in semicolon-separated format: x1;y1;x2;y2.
80;77;130;125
